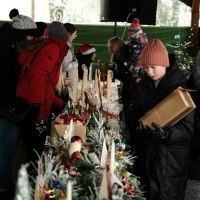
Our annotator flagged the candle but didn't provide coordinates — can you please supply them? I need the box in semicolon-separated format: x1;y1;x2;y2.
81;68;88;106
94;69;100;93
89;64;93;80
68;119;74;140
110;140;115;174
106;70;112;102
72;68;78;103
69;142;82;157
69;136;83;157
67;180;72;200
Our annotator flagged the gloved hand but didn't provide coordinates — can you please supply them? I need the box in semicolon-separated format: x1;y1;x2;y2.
146;122;168;140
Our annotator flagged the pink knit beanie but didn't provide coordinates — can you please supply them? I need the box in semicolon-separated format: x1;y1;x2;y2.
128;18;141;36
140;38;169;67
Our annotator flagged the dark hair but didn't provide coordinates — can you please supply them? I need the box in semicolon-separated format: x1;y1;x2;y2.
36;22;47;38
75;52;94;79
76;53;94;67
63;23;76;34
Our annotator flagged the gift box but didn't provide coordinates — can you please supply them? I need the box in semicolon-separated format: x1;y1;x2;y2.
54;123;86;139
53;115;87;139
139;87;196;129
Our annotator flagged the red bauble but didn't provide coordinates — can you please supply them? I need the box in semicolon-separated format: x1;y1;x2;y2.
72;151;81;160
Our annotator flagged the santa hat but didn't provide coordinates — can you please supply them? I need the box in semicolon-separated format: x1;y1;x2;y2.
76;43;96;55
128;18;141;35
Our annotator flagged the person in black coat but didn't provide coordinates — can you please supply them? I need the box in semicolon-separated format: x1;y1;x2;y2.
0;22;20;200
187;50;200;180
129;38;194;200
107;36;134;129
0;22;20;99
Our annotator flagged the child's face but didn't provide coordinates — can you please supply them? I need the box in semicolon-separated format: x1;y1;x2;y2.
144;65;167;81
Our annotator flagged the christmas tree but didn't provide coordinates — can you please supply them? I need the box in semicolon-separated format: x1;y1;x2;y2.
166;31;194;78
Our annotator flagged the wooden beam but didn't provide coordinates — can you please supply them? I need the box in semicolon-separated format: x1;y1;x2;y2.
190;0;200;56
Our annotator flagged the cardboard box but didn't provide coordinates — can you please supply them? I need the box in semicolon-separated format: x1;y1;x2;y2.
54;124;86;139
139;87;196;129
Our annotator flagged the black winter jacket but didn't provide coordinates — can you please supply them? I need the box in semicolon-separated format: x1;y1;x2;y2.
110;45;133;103
0;23;21;119
130;64;194;200
0;22;20;99
187;50;200;180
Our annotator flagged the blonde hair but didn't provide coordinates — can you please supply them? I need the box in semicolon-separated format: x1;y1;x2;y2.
55;66;64;96
107;36;126;62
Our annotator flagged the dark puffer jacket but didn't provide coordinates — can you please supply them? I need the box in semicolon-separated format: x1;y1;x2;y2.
130;63;194;200
187;50;200;180
111;44;133;104
0;22;20;99
0;22;21;119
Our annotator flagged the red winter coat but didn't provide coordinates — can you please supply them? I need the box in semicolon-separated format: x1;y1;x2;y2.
16;37;68;122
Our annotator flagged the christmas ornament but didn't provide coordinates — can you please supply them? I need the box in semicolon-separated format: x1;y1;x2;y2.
35;119;47;136
114;138;121;147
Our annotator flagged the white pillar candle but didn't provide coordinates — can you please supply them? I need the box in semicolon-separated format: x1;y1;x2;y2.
106;70;112;102
69;141;82;157
110;140;115;174
72;68;78;103
94;69;100;93
89;64;93;80
67;180;72;200
81;68;88;106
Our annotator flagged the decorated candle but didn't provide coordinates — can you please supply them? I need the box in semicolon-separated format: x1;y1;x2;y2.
69;136;83;158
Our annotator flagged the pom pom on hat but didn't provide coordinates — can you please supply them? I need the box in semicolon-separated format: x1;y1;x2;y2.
128;18;141;35
76;43;96;55
47;21;68;42
140;38;169;67
9;8;19;19
11;13;37;37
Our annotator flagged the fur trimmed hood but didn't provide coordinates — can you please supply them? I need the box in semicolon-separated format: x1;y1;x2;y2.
16;37;48;54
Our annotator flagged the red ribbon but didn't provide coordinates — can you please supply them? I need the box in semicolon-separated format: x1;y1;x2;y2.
77;115;88;121
55;115;88;125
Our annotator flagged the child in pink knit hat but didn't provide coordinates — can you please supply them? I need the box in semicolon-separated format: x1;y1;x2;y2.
127;18;148;80
127;18;141;36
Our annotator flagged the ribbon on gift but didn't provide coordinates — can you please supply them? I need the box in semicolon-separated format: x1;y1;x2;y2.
55;115;88;125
